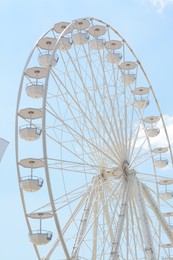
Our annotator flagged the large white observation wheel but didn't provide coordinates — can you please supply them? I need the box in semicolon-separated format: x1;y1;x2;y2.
16;17;173;259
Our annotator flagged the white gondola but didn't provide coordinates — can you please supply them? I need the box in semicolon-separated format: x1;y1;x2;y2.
135;99;149;109
29;212;53;245
160;191;173;200
72;32;89;45
57;37;72;51
25;67;47;79
154;158;168;168
25;67;47;99
89;38;105;50
19;158;44;192
88;25;107;37
19;158;44;168
105;40;122;50
144;115;160;138
158;179;173;185
18;108;42;120
134;87;150;109
37;37;57;51
134;87;150;95
119;61;137;70
106;52;122;64
144;115;160;124
28;212;53;219
160;244;173;248
30;230;53;245
38;52;58;67
153;147;168;168
53;21;73;34
145;127;160;137
122;73;136;85
163;212;173;217
19;125;42;141
20;176;43;192
153;147;168;154
73;18;90;30
26;82;44;99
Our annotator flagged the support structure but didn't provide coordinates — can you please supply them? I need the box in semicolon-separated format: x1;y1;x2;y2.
142;183;173;243
71;178;97;259
133;178;156;260
110;176;133;260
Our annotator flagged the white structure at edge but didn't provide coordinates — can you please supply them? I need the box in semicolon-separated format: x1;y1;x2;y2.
0;138;8;161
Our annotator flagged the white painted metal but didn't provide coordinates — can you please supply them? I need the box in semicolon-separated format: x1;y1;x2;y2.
16;17;173;260
37;37;57;50
146;128;160;137
105;40;122;50
20;176;43;192
38;53;58;67
89;38;105;50
18;108;43;119
28;212;53;219
106;53;122;64
19;158;44;168
43;192;89;259
91;187;99;260
71;178;97;259
134;179;156;260
152;147;168;154
142;183;173;243
119;61;136;70
25;82;44;98
158;179;173;185
160;244;173;248
110;177;133;259
73;18;90;30
30;231;53;245
19;125;41;141
154;159;168;168
88;25;107;37
53;21;73;34
72;32;89;45
15;28;48;260
134;87;150;95
25;67;47;79
163;212;173;217
160;192;173;200
144;116;160;124
122;73;136;85
134;98;149;109
56;36;72;50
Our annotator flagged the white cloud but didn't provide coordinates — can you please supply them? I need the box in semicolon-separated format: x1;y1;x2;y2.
148;0;173;12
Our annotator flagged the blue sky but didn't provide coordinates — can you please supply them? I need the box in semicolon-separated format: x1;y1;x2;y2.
0;0;173;259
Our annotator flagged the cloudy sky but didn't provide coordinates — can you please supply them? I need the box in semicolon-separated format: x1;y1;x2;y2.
148;0;173;12
0;0;173;259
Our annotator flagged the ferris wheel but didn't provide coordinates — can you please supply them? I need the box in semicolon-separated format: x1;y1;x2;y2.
15;17;173;260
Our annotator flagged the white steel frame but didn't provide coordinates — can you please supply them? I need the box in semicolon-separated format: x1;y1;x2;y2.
15;17;173;260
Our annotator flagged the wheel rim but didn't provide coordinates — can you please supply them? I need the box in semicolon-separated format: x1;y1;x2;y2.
16;17;173;260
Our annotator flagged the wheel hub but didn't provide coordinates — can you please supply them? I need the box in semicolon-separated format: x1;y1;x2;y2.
122;161;136;180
